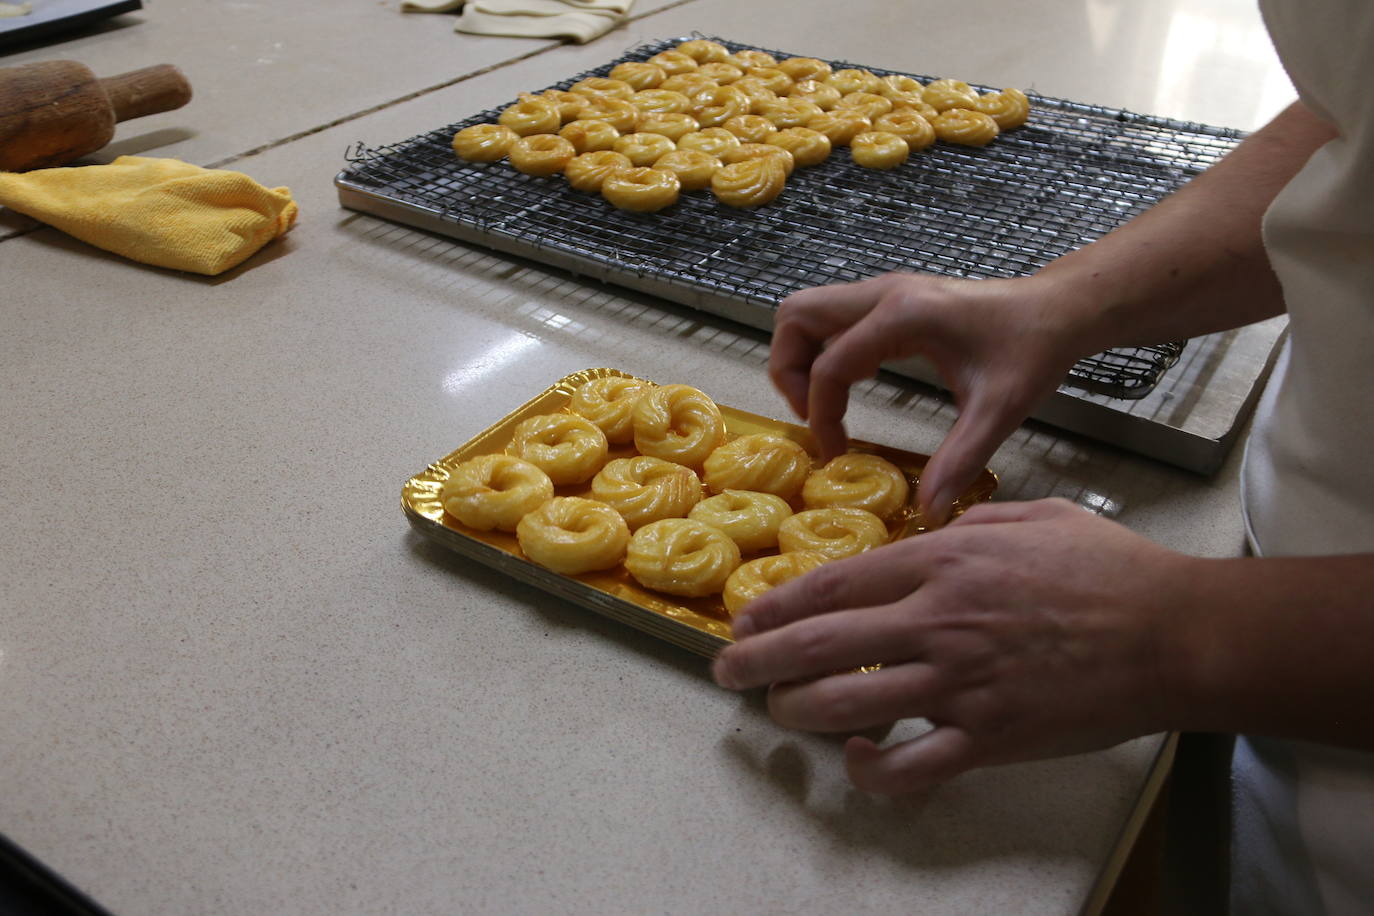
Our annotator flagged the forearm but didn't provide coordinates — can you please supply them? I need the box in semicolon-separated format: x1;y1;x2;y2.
1034;101;1336;355
1165;554;1374;747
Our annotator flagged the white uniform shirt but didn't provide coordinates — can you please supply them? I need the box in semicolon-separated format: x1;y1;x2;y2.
1238;1;1374;912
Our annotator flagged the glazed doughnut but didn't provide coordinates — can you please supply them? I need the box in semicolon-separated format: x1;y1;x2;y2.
703;433;812;498
576;96;640;133
559;119;621;153
722;550;827;614
647;50;700;76
778;507;888;560
677;127;741;159
892;98;941;121
766;127;832;167
743;67;793;95
802;453;911;519
698;62;744;84
609;61;667;91
509;412;609;485
729;49;778;70
441;454;554;532
652;148;720;191
451;124;519;162
722;114;779;144
499;94;563;136
806;109;872;146
711;156;788;208
509;134;578;176
601;166;681;212
972;88;1030;130
932;108;1000;146
691;85;751;128
626;518;741;597
631;89;693;114
758;98;823;129
636;111;699;142
731;77;780;114
613;132;677;167
571;77;634;102
542;89;589;123
516;496;630;575
788;79;842;111
923;78;978;112
876;74;926;106
723;142;795;176
568;375;653;443
590;456;703;529
873;110;936;151
632;384;727;467
849;130;910;169
564;150;633;192
689;490;794;554
777;57;832;83
825;68;882;95
835;91;894;120
676;39;731;63
660;72;718;97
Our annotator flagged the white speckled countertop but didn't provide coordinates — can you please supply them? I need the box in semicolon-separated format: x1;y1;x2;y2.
1;1;1289;912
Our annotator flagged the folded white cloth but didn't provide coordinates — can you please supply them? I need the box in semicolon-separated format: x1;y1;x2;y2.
401;0;633;43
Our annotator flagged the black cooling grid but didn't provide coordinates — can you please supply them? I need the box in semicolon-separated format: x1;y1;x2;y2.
338;36;1245;399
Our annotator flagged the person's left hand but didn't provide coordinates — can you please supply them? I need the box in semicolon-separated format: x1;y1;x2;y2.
711;499;1197;794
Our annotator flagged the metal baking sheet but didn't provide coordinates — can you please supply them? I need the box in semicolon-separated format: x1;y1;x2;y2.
403;368;997;658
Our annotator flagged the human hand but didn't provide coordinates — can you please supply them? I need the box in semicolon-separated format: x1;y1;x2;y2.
770;273;1089;524
711;499;1194;794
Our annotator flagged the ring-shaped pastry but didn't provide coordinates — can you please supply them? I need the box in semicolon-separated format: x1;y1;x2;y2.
565;150;633;192
972;88;1030;130
559;119;621;153
835;91;894;120
873;110;936;151
609;61;667;91
932;108;1000;146
711;156;787;208
722;550;828;614
660;72;718;97
807;109;872;146
636;111;700;142
677;127;741;158
923;78;978;112
652;148;721;191
441;454;554;532
516;496;630;575
849;130;910;169
509;412;609;485
568;376;653;443
766;127;832;167
613;132;677;167
892;98;941;121
729;49;777;70
601;166;681;212
825;68;882;95
803;453;911;519
575;96;640;133
571;77;634;101
876;74;926;105
590;456;703;529
676;39;730;63
758;98;823;129
509;134;578;176
703;433;812;498
542;89;589;123
722;114;779;143
625;518;741;597
778;507;888;560
691;85;751;128
777;56;832;83
744;67;793;95
632;383;727;467
723;142;795;176
631;89;693;114
787;79;842;111
731;77;779;114
499;94;562;136
697;62;744;84
452;123;520;162
689;489;794;554
647;50;700;76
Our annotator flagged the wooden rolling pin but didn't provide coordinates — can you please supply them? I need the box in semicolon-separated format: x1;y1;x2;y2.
0;60;192;172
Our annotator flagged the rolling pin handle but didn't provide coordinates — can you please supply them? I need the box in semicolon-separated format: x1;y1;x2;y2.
99;64;192;123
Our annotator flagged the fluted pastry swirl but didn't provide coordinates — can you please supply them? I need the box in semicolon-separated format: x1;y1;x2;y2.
802;453;911;519
516;496;630;574
509;413;609;485
590;456;703;529
710;156;787;208
452;124;519;162
972;88;1030;130
703;434;812;498
778;507;888;560
931;108;1000;146
631;384;727;467
441;454;554;532
568;376;652;443
625;518;742;597
723;550;828;614
689;489;794;554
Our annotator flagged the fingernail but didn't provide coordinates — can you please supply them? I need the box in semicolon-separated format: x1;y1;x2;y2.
927;487;955;527
711;656;737;690
731;615;756;639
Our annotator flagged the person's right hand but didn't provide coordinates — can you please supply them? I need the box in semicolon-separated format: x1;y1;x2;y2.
770;272;1093;523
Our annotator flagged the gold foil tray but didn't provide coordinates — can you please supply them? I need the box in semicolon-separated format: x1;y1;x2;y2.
403;368;998;658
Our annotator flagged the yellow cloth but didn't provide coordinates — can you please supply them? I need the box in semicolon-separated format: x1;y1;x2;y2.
0;156;298;276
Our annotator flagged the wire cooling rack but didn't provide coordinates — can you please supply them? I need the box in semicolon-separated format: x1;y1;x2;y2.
337;37;1244;399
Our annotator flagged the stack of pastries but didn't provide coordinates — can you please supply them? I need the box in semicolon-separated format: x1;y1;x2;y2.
438;376;917;617
450;38;1030;212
